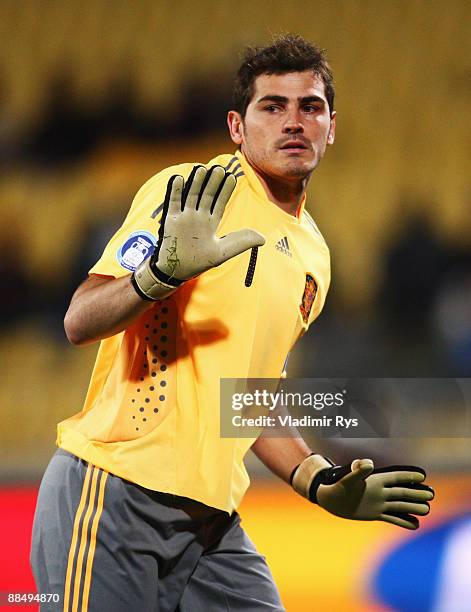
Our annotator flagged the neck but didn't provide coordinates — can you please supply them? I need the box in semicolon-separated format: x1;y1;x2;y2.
257;172;307;216
241;153;309;216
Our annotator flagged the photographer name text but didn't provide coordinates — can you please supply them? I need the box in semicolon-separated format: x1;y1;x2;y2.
231;414;358;429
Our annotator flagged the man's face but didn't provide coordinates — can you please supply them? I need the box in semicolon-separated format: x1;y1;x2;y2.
228;71;335;182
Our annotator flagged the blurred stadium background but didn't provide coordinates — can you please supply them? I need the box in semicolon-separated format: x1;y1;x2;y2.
0;1;470;610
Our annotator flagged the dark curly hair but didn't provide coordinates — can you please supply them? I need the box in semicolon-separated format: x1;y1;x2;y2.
233;34;335;117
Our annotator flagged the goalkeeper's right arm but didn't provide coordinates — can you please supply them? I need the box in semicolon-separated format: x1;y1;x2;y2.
64;273;153;345
64;165;264;345
132;165;264;301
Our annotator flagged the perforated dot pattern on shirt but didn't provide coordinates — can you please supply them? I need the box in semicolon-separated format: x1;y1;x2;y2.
128;300;174;434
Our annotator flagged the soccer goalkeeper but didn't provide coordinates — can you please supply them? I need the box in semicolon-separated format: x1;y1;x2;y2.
31;35;433;611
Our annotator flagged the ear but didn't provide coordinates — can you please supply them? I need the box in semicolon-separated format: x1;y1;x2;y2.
227;111;244;145
327;111;336;146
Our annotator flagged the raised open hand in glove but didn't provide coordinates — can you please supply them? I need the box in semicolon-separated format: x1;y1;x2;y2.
132;165;265;300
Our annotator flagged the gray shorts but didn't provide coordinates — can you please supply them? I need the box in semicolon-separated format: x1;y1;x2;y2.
30;449;284;611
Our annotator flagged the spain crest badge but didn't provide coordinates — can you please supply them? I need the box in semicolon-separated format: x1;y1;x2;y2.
300;274;317;323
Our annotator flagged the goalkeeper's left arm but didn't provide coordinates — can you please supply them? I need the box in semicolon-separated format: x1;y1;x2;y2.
251;436;434;530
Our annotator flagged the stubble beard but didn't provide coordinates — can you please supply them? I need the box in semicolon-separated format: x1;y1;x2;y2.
274;149;319;181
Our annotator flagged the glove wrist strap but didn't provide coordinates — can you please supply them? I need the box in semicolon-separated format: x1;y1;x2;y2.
149;257;185;288
291;454;335;502
132;258;181;301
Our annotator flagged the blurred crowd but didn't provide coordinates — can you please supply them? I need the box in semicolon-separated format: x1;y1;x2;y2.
0;61;469;377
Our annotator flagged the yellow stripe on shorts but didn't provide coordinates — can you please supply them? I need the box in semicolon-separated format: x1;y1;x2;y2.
82;470;108;611
63;463;108;612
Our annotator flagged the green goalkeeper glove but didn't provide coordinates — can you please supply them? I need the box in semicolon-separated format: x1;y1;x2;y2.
132;165;265;301
291;454;434;530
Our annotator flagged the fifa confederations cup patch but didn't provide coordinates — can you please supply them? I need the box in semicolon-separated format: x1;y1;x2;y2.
300;273;317;323
116;230;157;271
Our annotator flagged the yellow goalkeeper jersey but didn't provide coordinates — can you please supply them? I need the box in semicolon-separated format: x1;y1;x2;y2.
57;151;331;513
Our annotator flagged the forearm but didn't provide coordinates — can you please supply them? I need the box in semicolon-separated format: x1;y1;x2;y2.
251;435;312;484
64;274;153;345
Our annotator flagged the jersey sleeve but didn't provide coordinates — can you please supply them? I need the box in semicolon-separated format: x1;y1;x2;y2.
281;353;289;378
309;253;331;325
301;210;331;327
89;167;182;278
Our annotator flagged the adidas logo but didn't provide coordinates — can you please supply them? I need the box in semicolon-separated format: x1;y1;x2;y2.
275;236;292;257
